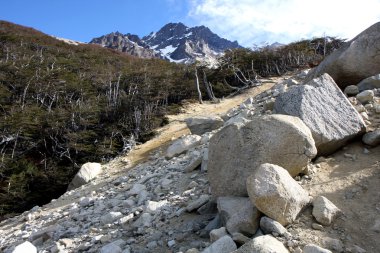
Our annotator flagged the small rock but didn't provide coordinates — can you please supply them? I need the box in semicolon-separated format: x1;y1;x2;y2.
167;240;176;247
312;196;342;226
201;235;237;253
371;219;380;233
12;241;37;253
210;227;228;242
362;129;380;147
101;212;123;225
312;223;324;230
232;235;288;253
344;85;359;96
322;237;344;252
166;135;201;158
217;196;260;236
133;213;152;228
260;216;288;236
186;195;210;212
356;90;374;104
350;245;367;253
303;244;332;253
100;242;122;253
146;200;168;214
231;232;250;244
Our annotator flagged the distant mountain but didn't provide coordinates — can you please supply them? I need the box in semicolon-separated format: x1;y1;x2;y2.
90;32;162;59
90;23;241;64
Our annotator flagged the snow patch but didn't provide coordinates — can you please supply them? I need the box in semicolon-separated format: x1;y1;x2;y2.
52;36;83;46
160;45;177;57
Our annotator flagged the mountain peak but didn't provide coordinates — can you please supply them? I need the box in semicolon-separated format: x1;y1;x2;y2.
91;23;241;64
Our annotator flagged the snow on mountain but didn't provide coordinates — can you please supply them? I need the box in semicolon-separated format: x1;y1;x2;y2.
90;23;241;64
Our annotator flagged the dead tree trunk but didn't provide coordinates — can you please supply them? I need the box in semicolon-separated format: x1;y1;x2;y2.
194;68;203;104
202;70;217;102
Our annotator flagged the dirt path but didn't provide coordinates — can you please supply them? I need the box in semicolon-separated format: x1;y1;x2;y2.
118;80;278;170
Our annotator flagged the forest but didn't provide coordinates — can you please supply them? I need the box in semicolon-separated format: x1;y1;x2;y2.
0;20;344;217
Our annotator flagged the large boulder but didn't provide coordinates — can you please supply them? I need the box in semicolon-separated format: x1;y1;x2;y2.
185;116;224;135
274;73;366;155
166;135;201;158
247;163;310;226
68;162;102;190
208;114;316;197
232;235;289;253
305;22;380;88
217;197;261;236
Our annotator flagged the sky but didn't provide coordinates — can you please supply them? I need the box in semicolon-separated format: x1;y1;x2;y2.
1;0;380;47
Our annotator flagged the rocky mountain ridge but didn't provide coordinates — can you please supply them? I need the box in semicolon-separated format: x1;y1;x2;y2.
90;22;241;64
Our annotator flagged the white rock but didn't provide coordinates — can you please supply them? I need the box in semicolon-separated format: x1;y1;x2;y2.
146;200;168;214
166;135;201;158
208;114;316;196
201;235;237;253
232;235;289;253
12;241;37;253
68;162;102;190
247;163;310;226
274;73;366;155
312;196;342;226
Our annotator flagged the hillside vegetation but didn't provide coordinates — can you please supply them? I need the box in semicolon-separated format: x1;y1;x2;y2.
0;20;344;217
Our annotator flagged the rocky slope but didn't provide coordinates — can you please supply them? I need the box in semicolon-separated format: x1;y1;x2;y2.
90;23;241;64
1;23;380;253
1;69;379;253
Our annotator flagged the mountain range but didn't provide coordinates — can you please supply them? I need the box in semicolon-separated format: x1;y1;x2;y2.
90;22;241;64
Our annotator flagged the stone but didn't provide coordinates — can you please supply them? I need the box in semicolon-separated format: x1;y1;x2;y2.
184;155;202;173
322;237;344;252
146;200;168;214
201;235;237;253
210;227;228;242
232;235;289;253
68;162;102;190
357;74;380;91
247;163;310;226
344;85;359;96
303;244;332;253
208;114;316;196
305;22;380;88
100;243;122;253
374;103;380;113
312;223;324;230
132;213;152;228
362;129;380;146
101;212;123;224
274;73;366;155
217;197;260;236
371;219;380;233
201;148;209;172
12;241;37;253
185;116;224;135
260;216;288;236
356;90;374;104
231;233;250;244
128;183;146;195
186;195;210;212
166;135;201;158
312;196;342;226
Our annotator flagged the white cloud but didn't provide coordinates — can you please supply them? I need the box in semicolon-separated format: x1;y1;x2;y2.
188;0;380;47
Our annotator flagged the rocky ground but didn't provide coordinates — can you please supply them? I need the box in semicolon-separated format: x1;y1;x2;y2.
0;71;379;253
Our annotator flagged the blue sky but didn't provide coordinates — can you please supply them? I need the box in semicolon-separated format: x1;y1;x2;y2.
1;0;380;47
